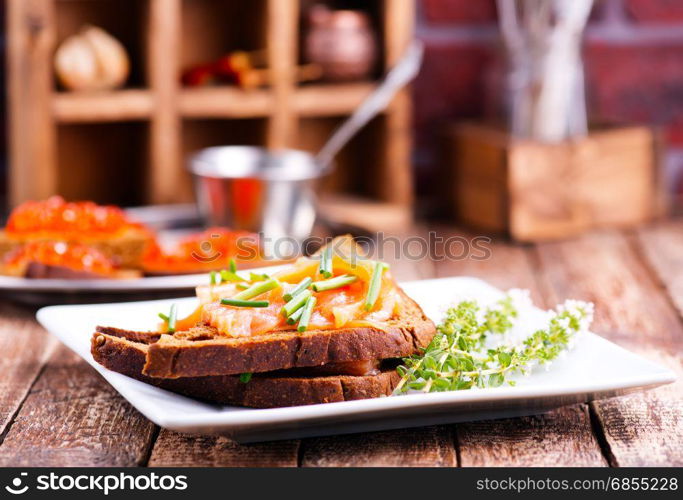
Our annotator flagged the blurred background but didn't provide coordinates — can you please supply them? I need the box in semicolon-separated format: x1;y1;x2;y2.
1;0;682;243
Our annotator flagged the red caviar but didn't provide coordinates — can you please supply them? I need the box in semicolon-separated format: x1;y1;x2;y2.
3;241;117;276
5;196;143;239
142;227;262;273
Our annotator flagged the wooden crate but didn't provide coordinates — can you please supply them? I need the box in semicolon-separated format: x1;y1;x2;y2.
6;0;414;208
444;123;658;242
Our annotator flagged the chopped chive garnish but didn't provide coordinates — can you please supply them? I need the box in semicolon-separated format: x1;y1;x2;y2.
364;262;385;311
158;312;169;322
239;372;252;383
312;274;357;292
249;272;269;282
297;296;317;333
210;270;217;285
221;298;270;308
220;269;244;283
318;247;333;278
229;258;237;273
233;278;280;300
282;289;312;317
168;304;177;333
286;307;304;325
236;282;249;290
283;277;312;301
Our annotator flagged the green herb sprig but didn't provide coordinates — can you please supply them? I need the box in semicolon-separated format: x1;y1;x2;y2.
394;293;593;394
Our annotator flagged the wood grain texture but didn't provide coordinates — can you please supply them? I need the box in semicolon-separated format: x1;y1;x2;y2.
535;230;683;466
435;228;607;467
294;83;375;117
636;221;683;319
449;124;655;241
53;89;154;122
301;427;456;467
149;431;299;467
7;0;57;205
179;87;272;118
457;406;607;467
266;0;298;148
0;303;56;439
0;345;156;467
377;0;414;205
433;229;543;304
147;0;184;204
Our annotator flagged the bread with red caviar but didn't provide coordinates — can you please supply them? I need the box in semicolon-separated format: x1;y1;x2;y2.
0;197;152;273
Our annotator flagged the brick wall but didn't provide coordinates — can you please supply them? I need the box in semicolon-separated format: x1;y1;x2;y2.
414;0;683;209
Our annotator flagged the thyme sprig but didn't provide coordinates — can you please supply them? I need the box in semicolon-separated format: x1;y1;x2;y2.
394;292;593;394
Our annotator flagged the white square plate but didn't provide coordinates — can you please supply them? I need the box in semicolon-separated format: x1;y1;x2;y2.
37;277;676;443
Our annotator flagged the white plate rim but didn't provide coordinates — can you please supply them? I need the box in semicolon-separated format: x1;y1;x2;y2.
0;264;288;292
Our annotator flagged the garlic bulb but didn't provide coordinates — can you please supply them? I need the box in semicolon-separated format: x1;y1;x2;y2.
55;25;130;91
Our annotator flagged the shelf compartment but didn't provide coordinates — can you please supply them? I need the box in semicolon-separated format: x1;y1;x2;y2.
297;115;384;197
55;0;150;90
293;82;374;117
181;0;267;74
56;122;149;206
179;87;273;118
53;90;154;123
182;117;268;163
298;0;385;80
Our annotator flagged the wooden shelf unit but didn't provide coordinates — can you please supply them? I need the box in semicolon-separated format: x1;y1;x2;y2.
7;0;415;207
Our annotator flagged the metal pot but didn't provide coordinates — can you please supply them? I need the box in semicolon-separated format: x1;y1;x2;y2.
189;146;324;246
188;41;423;245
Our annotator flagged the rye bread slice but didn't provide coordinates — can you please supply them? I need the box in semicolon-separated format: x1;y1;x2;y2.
91;333;400;408
102;286;434;379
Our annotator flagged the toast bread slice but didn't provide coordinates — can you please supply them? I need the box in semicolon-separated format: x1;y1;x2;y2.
92;332;400;408
95;286;434;379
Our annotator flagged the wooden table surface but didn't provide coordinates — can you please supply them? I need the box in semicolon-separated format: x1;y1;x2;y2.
1;223;682;467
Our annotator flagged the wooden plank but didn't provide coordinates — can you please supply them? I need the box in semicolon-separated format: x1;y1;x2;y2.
383;0;415;67
636;221;683;319
0;345;156;466
148;431;299;467
53;89;154;122
534;230;683;466
457;406;606;467
7;0;57;205
371;226;435;281
0;304;56;439
293;83;375;117
376;0;414;206
435;228;607;467
378;90;413;205
147;0;185;204
301;427;456;467
266;0;298;148
179;87;273;118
